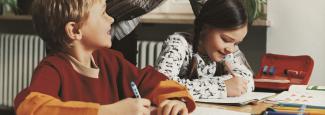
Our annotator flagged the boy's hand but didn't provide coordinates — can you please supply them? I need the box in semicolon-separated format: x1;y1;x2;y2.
224;75;248;97
98;98;151;115
157;99;188;115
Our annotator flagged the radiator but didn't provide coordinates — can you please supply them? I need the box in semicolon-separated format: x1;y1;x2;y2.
0;34;46;107
136;41;164;69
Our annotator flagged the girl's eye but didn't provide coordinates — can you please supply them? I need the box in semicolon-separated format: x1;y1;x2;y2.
222;37;231;43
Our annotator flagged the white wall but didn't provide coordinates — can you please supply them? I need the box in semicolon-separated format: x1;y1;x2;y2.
267;0;325;85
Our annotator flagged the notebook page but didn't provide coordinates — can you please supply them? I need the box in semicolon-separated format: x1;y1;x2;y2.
195;92;275;104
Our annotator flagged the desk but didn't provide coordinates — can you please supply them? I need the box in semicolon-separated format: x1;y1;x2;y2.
196;101;275;115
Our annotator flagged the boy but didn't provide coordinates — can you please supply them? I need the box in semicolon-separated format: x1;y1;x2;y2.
14;0;195;115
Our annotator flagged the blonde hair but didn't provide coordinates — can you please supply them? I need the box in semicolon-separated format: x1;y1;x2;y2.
32;0;101;54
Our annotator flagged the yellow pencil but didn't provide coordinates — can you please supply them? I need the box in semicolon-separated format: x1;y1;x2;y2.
273;106;325;115
274;106;325;111
275;110;325;115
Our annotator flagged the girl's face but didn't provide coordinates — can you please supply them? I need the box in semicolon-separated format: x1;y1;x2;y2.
200;25;247;62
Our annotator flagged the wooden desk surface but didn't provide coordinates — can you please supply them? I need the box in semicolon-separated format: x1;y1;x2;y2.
196;101;274;115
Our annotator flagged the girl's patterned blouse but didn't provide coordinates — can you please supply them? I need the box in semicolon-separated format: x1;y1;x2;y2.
155;32;254;99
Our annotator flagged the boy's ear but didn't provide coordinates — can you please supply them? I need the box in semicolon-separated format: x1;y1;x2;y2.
65;22;82;40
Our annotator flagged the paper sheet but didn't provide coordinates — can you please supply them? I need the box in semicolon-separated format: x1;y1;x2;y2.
269;85;325;107
195;92;275;104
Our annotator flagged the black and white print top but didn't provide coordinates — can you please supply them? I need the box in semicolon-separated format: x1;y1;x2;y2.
155;32;254;99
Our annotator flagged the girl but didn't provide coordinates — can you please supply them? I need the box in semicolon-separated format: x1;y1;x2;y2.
155;0;254;99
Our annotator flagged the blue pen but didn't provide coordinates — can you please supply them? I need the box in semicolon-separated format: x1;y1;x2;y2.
264;107;306;115
264;111;297;115
279;102;325;109
279;102;302;107
269;66;276;75
130;81;141;98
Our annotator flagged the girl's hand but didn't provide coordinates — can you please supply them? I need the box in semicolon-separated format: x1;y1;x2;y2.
157;99;188;115
224;76;248;97
98;98;151;115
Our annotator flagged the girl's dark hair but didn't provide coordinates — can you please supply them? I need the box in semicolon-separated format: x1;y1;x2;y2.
184;0;248;80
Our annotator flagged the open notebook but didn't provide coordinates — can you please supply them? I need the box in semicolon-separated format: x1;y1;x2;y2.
195;92;276;106
268;85;325;108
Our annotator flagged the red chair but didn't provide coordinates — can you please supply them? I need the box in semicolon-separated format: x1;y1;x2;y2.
254;53;314;91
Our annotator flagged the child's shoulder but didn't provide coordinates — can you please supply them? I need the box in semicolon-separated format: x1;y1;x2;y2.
167;32;191;43
93;48;125;60
165;32;193;48
37;52;71;69
39;49;125;66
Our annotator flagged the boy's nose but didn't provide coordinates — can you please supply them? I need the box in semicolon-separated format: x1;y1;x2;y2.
107;16;114;24
110;17;115;24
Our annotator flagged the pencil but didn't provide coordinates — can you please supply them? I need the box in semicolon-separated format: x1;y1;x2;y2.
130;81;141;98
273;106;325;115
